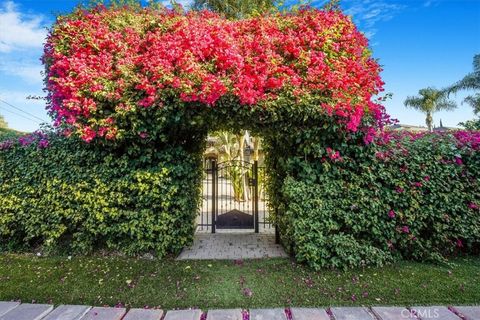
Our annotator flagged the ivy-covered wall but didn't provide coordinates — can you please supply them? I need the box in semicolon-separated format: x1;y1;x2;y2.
276;131;480;269
0;4;478;269
0;132;202;256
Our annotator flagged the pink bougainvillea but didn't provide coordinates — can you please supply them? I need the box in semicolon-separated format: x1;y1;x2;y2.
388;210;396;218
326;147;343;162
1;131;51;150
469;202;479;210
401;226;410;234
377;130;480;151
44;5;385;142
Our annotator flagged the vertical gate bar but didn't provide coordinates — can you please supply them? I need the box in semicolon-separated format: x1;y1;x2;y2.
261;167;266;227
205;162;208;230
203;160;208;230
275;224;280;244
275;207;280;244
254;160;259;233
206;161;209;230
211;160;216;233
201;166;204;230
207;162;210;229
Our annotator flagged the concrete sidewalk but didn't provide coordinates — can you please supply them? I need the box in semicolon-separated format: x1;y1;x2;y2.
0;302;479;320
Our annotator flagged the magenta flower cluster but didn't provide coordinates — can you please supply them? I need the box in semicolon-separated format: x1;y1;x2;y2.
0;131;50;151
377;130;480;151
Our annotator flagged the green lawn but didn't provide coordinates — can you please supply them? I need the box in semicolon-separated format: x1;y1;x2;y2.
0;254;479;309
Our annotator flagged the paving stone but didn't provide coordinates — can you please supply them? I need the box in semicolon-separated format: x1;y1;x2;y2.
0;302;19;316
79;307;126;320
0;303;53;320
42;305;91;320
453;306;480;320
177;233;287;260
290;308;329;320
123;308;164;320
330;307;375;320
371;307;413;320
411;306;460;320
250;308;287;320
163;309;202;320
207;308;243;320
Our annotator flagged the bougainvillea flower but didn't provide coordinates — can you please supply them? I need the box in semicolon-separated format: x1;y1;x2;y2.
43;6;385;142
388;210;396;218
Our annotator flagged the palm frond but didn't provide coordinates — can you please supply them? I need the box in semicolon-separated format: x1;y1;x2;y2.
446;54;480;95
473;54;480;73
463;93;480;114
404;96;426;111
436;98;457;111
447;74;480;94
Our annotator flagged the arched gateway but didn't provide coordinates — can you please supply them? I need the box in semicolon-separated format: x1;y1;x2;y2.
42;3;388;263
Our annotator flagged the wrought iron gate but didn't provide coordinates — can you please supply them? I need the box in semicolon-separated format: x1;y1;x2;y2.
197;159;272;233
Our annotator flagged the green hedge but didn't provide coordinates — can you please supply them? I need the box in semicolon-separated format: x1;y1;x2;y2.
278;132;480;269
0;133;202;256
1;127;479;269
0;128;23;142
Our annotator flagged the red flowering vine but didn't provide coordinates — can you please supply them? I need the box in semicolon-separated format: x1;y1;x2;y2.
44;6;385;142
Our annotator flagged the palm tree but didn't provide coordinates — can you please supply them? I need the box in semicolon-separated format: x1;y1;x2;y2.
404;87;457;132
446;54;480;114
192;0;276;19
211;131;249;201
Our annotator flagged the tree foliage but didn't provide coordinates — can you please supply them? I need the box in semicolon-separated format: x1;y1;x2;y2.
0;114;7;129
447;54;480;114
459;118;480;130
192;0;276;18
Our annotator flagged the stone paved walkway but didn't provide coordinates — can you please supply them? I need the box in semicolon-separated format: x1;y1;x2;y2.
177;233;287;260
0;302;479;320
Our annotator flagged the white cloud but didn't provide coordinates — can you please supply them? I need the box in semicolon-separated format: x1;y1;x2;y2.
424;0;441;7
0;1;47;52
344;0;404;38
0;60;44;84
363;30;377;39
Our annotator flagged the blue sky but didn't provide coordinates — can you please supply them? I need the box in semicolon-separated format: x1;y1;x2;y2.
0;0;479;132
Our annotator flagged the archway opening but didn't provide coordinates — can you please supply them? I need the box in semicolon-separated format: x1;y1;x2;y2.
198;129;273;234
